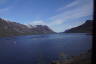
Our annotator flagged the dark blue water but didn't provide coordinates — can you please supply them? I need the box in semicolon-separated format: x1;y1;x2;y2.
0;33;92;64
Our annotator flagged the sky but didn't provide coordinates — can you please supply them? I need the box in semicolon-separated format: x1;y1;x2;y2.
0;0;93;32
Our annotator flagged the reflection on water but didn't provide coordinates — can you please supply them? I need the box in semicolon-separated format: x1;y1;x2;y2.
0;33;92;64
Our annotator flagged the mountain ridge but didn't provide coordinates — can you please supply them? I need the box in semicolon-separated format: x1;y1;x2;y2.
0;18;55;37
64;20;93;33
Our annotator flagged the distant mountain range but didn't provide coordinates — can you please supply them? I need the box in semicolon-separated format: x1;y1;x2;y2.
0;18;93;37
0;18;55;37
64;20;93;33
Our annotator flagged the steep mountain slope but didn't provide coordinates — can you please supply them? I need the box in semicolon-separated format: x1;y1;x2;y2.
64;20;93;33
0;18;55;37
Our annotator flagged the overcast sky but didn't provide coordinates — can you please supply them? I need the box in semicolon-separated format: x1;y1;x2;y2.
0;0;93;32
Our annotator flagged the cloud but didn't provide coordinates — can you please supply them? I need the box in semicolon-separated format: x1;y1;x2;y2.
0;6;13;15
52;4;93;21
0;1;15;15
0;0;10;12
29;20;47;26
28;20;55;30
49;0;93;26
50;0;93;32
28;0;93;32
64;0;78;8
0;0;16;15
57;0;78;12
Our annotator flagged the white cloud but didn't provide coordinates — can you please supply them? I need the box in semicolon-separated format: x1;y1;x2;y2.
64;0;78;8
49;0;93;26
57;0;78;12
28;0;93;32
0;6;13;15
52;4;93;21
0;8;9;15
29;20;47;26
0;0;16;15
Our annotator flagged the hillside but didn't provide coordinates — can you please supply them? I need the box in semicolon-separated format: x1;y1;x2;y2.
64;20;93;33
0;18;55;37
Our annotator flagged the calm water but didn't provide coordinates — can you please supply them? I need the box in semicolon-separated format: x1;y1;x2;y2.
0;33;92;64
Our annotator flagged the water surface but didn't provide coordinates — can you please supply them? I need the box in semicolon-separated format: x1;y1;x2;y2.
0;33;92;64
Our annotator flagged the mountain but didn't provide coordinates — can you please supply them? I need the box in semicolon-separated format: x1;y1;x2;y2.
64;20;93;33
0;18;55;37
